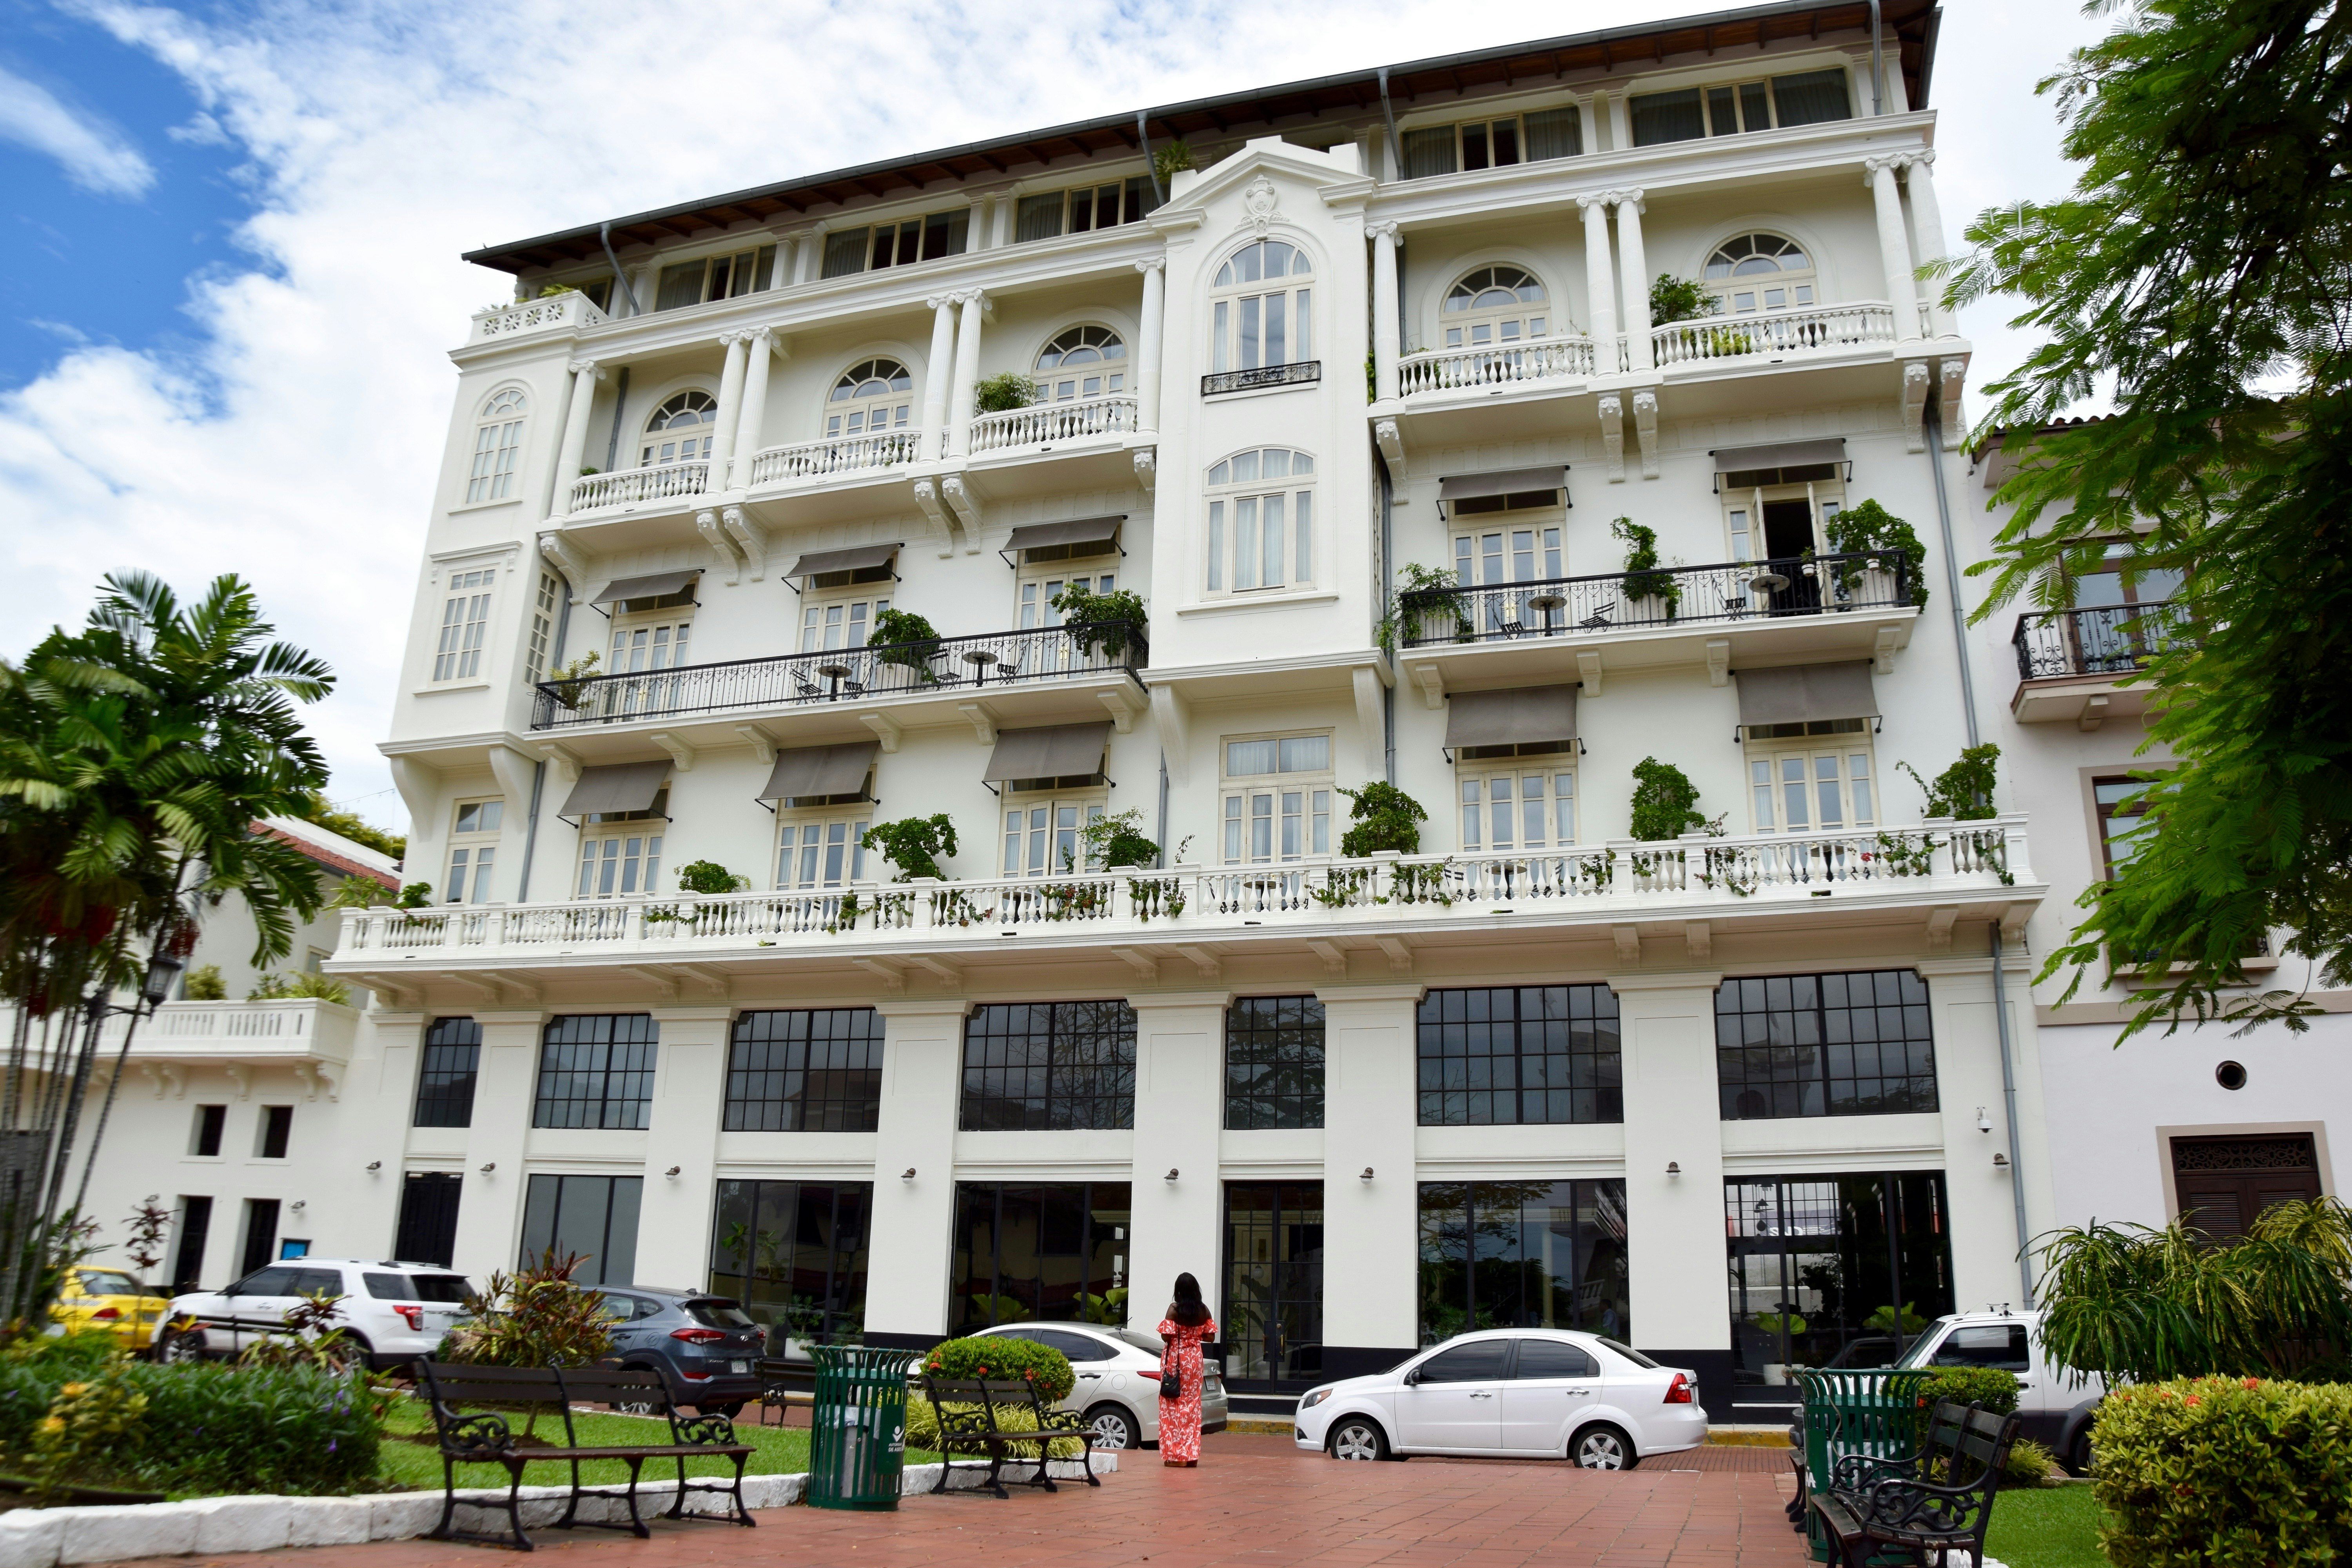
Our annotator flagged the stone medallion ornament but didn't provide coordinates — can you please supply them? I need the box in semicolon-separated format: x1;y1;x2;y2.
1243;176;1281;232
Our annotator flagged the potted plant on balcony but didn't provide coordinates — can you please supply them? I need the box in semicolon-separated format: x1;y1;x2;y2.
1649;274;1754;358
644;859;748;926
1612;518;1681;621
545;651;602;711
1048;583;1147;661
973;372;1039;414
1379;563;1475;656
868;608;944;688
1822;498;1930;608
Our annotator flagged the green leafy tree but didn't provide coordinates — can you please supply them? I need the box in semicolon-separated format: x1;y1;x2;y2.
1611;518;1680;615
1943;0;2352;1038
1046;583;1148;659
1076;808;1159;871
1629;758;1706;840
1648;274;1714;325
862;815;958;880
1901;744;2002;821
1822;498;1930;608
973;372;1038;414
1337;783;1427;857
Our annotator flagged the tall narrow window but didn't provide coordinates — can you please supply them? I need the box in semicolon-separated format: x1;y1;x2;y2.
533;1014;659;1130
466;388;527;503
446;799;502;906
776;815;871;889
1224;997;1325;1129
1209;241;1314;384
1205;448;1316;595
527;572;560;682
414;1017;483;1128
1744;719;1876;833
1220;733;1331;864
519;1173;642;1285
432;568;494;682
710;1180;873;1345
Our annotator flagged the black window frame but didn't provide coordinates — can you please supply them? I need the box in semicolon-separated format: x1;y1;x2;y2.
1715;970;1938;1120
258;1104;293;1160
533;1014;659;1130
951;1180;1133;1331
1224;996;1325;1130
519;1172;643;1287
723;1009;884;1132
1416;1179;1632;1346
414;1017;482;1128
961;1001;1136;1131
708;1178;874;1348
1416;985;1623;1127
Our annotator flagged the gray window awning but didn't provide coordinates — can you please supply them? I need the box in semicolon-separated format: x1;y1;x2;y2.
757;741;879;802
1437;465;1570;503
1444;685;1579;750
590;570;701;607
1002;516;1124;554
1712;438;1847;474
784;543;901;579
982;721;1113;784
557;759;671;818
1734;661;1879;728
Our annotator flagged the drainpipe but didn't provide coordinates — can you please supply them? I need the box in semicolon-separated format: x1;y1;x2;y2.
1867;0;1887;115
1377;68;1405;181
1374;443;1398;785
1925;397;1979;749
514;568;573;903
1992;924;2035;1302
1138;112;1165;206
1156;752;1171;866
600;221;640;317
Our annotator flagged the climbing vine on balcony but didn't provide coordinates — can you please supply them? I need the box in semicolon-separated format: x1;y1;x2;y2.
1824;498;1931;608
1611;518;1681;617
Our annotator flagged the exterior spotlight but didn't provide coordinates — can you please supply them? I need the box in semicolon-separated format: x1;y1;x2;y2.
1992;1152;2012;1171
1666;1161;1682;1177
365;1160;381;1172
902;1168;916;1181
1976;1107;1994;1134
1359;1167;1374;1181
290;1200;306;1211
479;1162;496;1174
1164;1168;1180;1182
664;1166;681;1178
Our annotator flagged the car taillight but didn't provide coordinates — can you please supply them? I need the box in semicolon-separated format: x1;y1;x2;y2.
670;1327;726;1345
394;1306;424;1330
1664;1373;1694;1405
92;1308;120;1321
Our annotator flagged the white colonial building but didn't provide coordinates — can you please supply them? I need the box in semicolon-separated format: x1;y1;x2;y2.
76;0;2340;1427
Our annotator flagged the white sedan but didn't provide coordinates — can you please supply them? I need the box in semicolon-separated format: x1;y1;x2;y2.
1292;1328;1705;1469
980;1321;1228;1450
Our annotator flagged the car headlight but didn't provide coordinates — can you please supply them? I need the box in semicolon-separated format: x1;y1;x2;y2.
1299;1387;1334;1410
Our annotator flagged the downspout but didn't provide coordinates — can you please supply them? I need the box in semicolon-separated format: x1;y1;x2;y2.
1867;0;1887;115
1374;443;1398;785
1156;753;1171;866
1138;112;1165;206
600;221;640;317
1992;925;2035;1302
1377;67;1405;181
515;568;574;903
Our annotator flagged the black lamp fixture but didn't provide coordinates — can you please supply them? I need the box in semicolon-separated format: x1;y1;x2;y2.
140;950;185;1007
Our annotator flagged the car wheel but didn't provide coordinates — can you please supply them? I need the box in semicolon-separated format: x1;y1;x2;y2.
1572;1424;1637;1471
2069;1431;2096;1477
1328;1417;1388;1462
156;1328;205;1365
1085;1403;1140;1450
339;1332;374;1372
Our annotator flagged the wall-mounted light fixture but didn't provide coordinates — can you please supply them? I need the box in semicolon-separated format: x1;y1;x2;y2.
1164;1168;1180;1183
1359;1167;1374;1181
1976;1107;1994;1134
1666;1161;1682;1177
902;1168;916;1181
1992;1151;2012;1171
664;1166;681;1178
365;1161;381;1172
479;1162;496;1174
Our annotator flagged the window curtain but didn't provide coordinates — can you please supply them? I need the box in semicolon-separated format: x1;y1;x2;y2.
1631;88;1706;146
1523;106;1583;162
653;261;706;311
1771;69;1854;127
1401;127;1457;180
1014;193;1065;243
821;229;869;279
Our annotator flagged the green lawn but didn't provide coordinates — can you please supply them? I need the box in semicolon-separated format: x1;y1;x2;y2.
1987;1486;2108;1568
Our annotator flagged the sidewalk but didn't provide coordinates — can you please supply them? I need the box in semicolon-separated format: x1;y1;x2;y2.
125;1433;1806;1568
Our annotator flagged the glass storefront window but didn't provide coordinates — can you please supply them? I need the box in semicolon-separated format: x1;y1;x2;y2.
520;1174;642;1287
708;1180;872;1350
1224;1183;1324;1390
952;1182;1132;1332
1723;1172;1952;1401
1417;1180;1630;1345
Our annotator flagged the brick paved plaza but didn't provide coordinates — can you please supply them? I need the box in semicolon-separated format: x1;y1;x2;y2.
128;1436;1806;1568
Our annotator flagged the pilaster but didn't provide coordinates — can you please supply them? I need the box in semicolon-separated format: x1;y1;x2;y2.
636;1005;733;1290
1315;984;1423;1359
1608;971;1730;1354
864;1000;970;1339
452;1010;550;1277
1126;991;1230;1338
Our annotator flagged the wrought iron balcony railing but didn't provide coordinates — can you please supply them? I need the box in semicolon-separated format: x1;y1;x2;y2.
532;620;1147;730
1203;362;1321;396
2013;602;2187;681
1396;553;1915;648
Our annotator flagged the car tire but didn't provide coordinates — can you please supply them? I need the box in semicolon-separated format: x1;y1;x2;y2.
340;1332;374;1372
1085;1403;1140;1450
156;1328;205;1365
1328;1416;1388;1462
1571;1423;1638;1471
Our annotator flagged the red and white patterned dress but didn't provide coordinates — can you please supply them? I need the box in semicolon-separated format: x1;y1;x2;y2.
1156;1316;1216;1462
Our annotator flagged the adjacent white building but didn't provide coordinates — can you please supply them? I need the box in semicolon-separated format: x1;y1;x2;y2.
64;0;2339;1424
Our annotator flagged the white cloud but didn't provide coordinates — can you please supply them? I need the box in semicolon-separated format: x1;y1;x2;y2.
0;0;2106;843
0;63;155;196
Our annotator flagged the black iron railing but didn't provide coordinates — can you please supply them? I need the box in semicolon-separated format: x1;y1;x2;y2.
1397;553;1915;648
2013;602;2187;681
1202;362;1321;396
532;621;1147;730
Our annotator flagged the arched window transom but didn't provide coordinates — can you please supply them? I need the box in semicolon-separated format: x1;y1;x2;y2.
1441;266;1548;349
1703;234;1816;315
1035;327;1127;402
828;358;913;437
641;391;717;467
1210;241;1314;374
467;387;528;503
1206;448;1317;595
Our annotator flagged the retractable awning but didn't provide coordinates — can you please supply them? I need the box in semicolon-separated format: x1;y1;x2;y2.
982;721;1113;784
1002;516;1124;554
757;741;880;802
784;543;901;578
1734;661;1878;731
1443;685;1579;750
1436;465;1570;517
556;760;671;818
590;570;701;606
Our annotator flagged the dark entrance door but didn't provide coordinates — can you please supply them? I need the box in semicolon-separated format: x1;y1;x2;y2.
2172;1133;2323;1240
1760;500;1822;613
1223;1183;1324;1392
395;1172;464;1267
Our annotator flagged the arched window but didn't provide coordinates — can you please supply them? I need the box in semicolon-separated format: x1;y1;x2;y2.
1441;267;1548;349
641;391;718;467
1205;448;1316;595
828;358;913;438
1210;241;1314;374
1703;234;1817;316
466;388;528;503
1035;327;1127;402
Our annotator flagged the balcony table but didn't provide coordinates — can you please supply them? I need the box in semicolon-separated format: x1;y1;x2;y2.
1525;592;1566;635
815;662;853;700
962;648;1001;684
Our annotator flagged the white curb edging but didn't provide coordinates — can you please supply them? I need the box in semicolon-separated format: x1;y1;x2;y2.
0;1452;1116;1566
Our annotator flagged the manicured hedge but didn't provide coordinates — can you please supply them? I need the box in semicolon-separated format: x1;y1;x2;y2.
916;1335;1075;1403
2092;1376;2352;1568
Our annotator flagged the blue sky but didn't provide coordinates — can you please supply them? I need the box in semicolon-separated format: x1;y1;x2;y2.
0;0;2114;840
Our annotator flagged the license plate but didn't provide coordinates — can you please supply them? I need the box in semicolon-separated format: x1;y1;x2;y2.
730;1359;749;1374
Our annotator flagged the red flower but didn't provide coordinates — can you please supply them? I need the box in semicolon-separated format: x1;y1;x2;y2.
2185;1395;2200;1406
2243;1379;2261;1389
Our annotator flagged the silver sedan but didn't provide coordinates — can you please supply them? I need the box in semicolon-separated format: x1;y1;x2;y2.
982;1322;1229;1450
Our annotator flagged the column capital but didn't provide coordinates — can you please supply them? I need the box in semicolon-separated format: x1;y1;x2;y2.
1365;220;1401;241
717;329;753;348
925;293;956;311
1133;256;1167;274
1911;147;1937;169
742;324;774;347
566;359;605;379
1863;153;1910;181
955;287;991;311
1575;192;1612;213
1606;187;1646;211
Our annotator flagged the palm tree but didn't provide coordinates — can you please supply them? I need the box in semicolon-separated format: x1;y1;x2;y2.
0;573;334;1332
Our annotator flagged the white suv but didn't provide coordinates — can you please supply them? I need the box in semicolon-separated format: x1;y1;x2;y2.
1891;1307;2107;1472
159;1258;472;1372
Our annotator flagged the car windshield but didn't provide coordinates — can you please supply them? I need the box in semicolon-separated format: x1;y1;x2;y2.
1595;1337;1660;1369
1108;1327;1164;1354
1893;1320;1957;1368
686;1299;757;1328
77;1270;142;1296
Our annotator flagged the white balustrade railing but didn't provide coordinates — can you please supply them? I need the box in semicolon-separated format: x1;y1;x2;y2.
566;462;710;512
1651;302;1900;366
747;432;924;487
1397;338;1597;397
333;818;2030;964
0;998;363;1062
969;396;1138;455
472;292;606;341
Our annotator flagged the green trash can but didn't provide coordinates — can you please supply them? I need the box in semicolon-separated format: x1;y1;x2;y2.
1795;1368;1930;1561
806;1346;923;1512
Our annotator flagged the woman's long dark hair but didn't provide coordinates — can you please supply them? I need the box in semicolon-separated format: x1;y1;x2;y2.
1168;1271;1212;1328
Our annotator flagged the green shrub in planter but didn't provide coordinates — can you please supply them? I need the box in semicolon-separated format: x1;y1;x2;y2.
1911;1366;2053;1483
904;1394;1083;1459
2092;1375;2352;1568
916;1334;1075;1403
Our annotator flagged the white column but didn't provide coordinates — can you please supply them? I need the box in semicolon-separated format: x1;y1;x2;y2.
450;1012;547;1279
732;327;773;483
966;197;990;253
1134;259;1167;432
768;236;795;292
1609;93;1633;152
1610;973;1733;1365
1370;223;1401;401
1578;196;1619;372
1615;190;1653;372
990;196;1015;250
705;332;749;491
1127;994;1228;1345
635;1007;731;1289
920;296;958;458
865;1001;970;1340
1868;156;1922;338
1903;152;1956;336
794;225;827;285
1318;985;1424;1363
947;290;987;459
548;359;603;519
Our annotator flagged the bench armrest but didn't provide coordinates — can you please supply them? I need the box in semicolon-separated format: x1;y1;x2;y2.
1859;1474;1994;1536
436;1410;517;1461
1829;1451;1922;1492
674;1413;739;1447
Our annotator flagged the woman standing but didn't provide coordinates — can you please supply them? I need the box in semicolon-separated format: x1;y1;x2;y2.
1156;1273;1216;1467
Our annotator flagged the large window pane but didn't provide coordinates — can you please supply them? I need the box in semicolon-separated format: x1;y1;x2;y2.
1225;996;1325;1129
519;1173;643;1287
962;1002;1137;1130
414;1017;481;1128
1524;106;1583;161
1417;986;1622;1126
724;1009;883;1131
952;1181;1132;1331
1771;68;1853;127
1417;1180;1630;1345
1631;88;1706;145
533;1014;659;1129
708;1179;872;1349
1715;970;1937;1119
1401;127;1458;179
1225;1183;1324;1389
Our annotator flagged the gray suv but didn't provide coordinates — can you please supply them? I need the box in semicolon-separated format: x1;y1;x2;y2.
593;1287;765;1416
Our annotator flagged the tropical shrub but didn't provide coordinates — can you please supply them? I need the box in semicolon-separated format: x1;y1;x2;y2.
1629;758;1706;840
1383;562;1472;654
248;971;352;1005
1902;744;2003;821
1152;140;1195;182
868;608;942;677
181;964;226;1001
394;881;433;909
441;1252;614;1370
1047;583;1148;658
546;651;602;708
1824;497;1931;608
673;859;749;895
1649;273;1713;325
1338;783;1427;857
973;372;1039;414
862;815;959;881
917;1334;1075;1403
2092;1376;2352;1568
1077;808;1158;871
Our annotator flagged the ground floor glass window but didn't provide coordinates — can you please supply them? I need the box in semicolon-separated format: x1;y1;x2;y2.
952;1182;1131;1331
708;1180;871;1348
1417;1180;1630;1346
1224;1183;1324;1391
520;1173;643;1287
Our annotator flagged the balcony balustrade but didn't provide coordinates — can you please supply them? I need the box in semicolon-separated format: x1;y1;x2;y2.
969;396;1139;456
532;620;1147;730
472;292;606;341
746;431;926;488
567;461;710;513
332;817;2032;966
1397;338;1598;398
1398;553;1913;648
1651;302;1900;367
2013;602;2186;681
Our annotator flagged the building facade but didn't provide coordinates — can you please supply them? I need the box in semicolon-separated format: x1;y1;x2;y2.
91;0;2317;1428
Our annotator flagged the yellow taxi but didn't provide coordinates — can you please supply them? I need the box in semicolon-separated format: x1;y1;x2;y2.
52;1267;172;1352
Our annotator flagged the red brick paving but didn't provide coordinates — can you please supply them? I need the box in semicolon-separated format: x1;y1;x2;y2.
137;1433;1806;1568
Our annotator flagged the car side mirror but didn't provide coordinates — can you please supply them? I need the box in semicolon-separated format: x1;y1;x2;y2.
1401;1369;1420;1387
